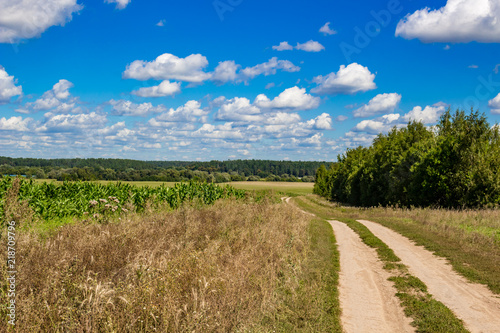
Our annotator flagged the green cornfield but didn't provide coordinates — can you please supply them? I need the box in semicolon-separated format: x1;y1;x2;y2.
0;177;246;223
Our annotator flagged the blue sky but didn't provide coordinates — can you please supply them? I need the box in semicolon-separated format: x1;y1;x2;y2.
1;0;500;161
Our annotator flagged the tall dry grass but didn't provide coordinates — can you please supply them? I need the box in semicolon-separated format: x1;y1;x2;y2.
1;198;317;332
1;178;36;227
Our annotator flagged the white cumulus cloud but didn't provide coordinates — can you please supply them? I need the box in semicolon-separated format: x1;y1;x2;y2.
239;57;300;82
52;79;73;99
212;60;240;84
488;93;500;114
131;80;181;97
319;22;337;35
264;112;301;125
309;113;332;130
302;133;323;146
0;116;33;131
354;113;401;134
396;0;500;43
312;63;376;95
214;87;320;125
193;123;245;140
105;0;131;10
254;86;320;111
148;100;208;128
0;67;22;102
123;53;211;83
341;131;378;148
109;99;166;117
272;41;294;51
403;103;447;124
0;0;82;43
39;112;107;132
215;97;262;123
124;54;299;85
273;40;325;52
353;93;401;117
295;40;325;52
29;79;79;113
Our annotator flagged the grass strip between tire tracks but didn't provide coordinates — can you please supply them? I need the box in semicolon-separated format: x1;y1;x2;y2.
293;196;470;333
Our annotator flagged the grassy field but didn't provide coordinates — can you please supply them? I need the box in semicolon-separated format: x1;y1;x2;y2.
228;181;313;196
1;180;337;332
33;179;314;196
10;179;499;331
294;195;500;295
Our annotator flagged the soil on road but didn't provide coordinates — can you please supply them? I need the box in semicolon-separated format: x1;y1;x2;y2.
329;220;414;333
358;219;500;333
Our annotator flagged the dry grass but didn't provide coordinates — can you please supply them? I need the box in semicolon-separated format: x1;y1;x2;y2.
295;195;500;294
1;197;338;332
2;178;36;227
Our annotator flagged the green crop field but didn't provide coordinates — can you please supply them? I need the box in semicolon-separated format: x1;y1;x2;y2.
33;179;314;195
1;177;246;233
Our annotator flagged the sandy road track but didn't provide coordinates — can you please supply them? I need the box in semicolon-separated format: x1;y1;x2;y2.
329;220;414;333
358;219;500;333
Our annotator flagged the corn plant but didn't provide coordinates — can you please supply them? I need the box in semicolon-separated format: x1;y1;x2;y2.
0;177;246;223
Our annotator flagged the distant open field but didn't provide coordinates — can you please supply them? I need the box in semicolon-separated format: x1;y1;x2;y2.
227;181;313;195
33;179;314;195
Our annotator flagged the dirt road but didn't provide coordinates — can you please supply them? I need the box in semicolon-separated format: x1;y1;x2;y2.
329;220;414;333
358;219;500;333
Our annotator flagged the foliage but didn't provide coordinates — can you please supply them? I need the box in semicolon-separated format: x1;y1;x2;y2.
1;177;246;224
315;109;500;208
0;158;321;182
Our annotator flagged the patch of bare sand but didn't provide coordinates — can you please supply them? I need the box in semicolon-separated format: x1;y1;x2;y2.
358;219;500;333
329;220;414;333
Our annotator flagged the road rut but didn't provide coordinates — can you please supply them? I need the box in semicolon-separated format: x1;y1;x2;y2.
358;219;500;333
329;220;414;333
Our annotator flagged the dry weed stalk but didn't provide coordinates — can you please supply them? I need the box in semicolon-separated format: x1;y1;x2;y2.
2;177;36;227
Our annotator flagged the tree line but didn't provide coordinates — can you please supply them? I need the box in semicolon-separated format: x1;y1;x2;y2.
314;109;500;208
0;158;323;183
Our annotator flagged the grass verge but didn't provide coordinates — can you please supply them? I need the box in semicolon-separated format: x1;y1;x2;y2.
293;195;469;333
